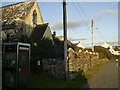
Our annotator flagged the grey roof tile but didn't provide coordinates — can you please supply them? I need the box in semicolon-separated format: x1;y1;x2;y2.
30;23;49;42
0;1;35;24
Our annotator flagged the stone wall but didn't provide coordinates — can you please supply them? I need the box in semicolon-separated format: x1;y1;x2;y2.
42;58;82;80
42;48;100;80
42;59;66;79
68;48;99;72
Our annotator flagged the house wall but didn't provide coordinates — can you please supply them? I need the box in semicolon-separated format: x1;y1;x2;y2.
43;25;53;41
109;48;120;55
77;43;85;49
2;1;54;43
101;43;110;48
24;2;44;27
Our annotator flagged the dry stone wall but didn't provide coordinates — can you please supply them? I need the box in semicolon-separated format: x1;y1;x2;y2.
42;59;66;79
42;48;100;80
68;48;99;72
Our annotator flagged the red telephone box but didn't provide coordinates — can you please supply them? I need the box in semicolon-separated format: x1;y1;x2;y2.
2;42;30;89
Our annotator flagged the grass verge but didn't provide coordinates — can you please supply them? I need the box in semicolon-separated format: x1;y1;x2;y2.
83;64;100;80
83;59;110;80
30;72;87;88
30;59;111;88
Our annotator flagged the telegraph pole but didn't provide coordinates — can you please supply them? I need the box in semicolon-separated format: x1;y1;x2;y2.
91;19;94;52
63;0;68;80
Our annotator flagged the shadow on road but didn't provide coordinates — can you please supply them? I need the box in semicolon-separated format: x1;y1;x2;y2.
80;71;90;88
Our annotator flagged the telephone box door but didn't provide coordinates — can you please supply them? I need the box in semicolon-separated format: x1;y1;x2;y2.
18;46;30;88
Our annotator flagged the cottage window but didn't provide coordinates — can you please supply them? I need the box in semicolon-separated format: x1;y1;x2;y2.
33;10;37;25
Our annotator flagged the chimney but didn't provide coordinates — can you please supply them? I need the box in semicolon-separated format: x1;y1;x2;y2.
53;31;56;39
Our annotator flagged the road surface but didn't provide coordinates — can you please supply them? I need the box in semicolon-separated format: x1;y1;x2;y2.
81;60;119;88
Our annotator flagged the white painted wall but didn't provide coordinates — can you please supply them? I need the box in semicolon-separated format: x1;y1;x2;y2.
101;42;110;48
77;42;85;49
101;43;120;56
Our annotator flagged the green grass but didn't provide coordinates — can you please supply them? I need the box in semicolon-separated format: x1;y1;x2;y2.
30;72;87;88
83;64;100;80
83;59;110;80
30;59;111;88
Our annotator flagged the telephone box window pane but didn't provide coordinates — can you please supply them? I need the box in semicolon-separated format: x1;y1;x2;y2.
4;52;16;88
5;52;16;68
19;51;29;67
5;71;16;88
18;48;29;88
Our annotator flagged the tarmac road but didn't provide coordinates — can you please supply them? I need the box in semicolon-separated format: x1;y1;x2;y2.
81;60;119;88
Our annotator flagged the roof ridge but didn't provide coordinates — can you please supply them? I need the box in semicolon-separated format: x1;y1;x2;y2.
28;0;37;1
0;0;36;8
1;1;26;8
1;1;35;24
37;23;49;26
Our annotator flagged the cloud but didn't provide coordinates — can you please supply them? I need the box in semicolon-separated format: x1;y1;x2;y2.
96;9;118;16
51;19;89;30
106;41;118;44
68;37;87;41
55;35;87;41
104;10;118;14
51;9;118;30
95;9;118;21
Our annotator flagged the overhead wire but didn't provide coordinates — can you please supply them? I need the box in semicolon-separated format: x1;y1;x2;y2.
69;3;87;41
93;3;118;45
76;3;89;20
67;2;117;46
72;2;89;26
68;2;91;47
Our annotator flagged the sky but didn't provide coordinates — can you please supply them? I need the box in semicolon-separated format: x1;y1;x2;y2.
1;0;119;47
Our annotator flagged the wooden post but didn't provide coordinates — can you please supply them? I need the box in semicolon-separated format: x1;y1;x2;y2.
91;19;94;52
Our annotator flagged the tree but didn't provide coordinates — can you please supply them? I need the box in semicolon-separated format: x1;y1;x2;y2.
2;21;33;43
94;46;117;60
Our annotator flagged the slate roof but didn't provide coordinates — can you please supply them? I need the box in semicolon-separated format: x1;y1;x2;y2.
0;1;35;24
30;23;49;42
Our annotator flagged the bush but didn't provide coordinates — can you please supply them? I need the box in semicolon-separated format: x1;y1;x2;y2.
31;38;64;65
2;21;33;43
53;38;64;59
94;46;117;60
31;38;57;73
31;38;56;59
83;48;92;52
